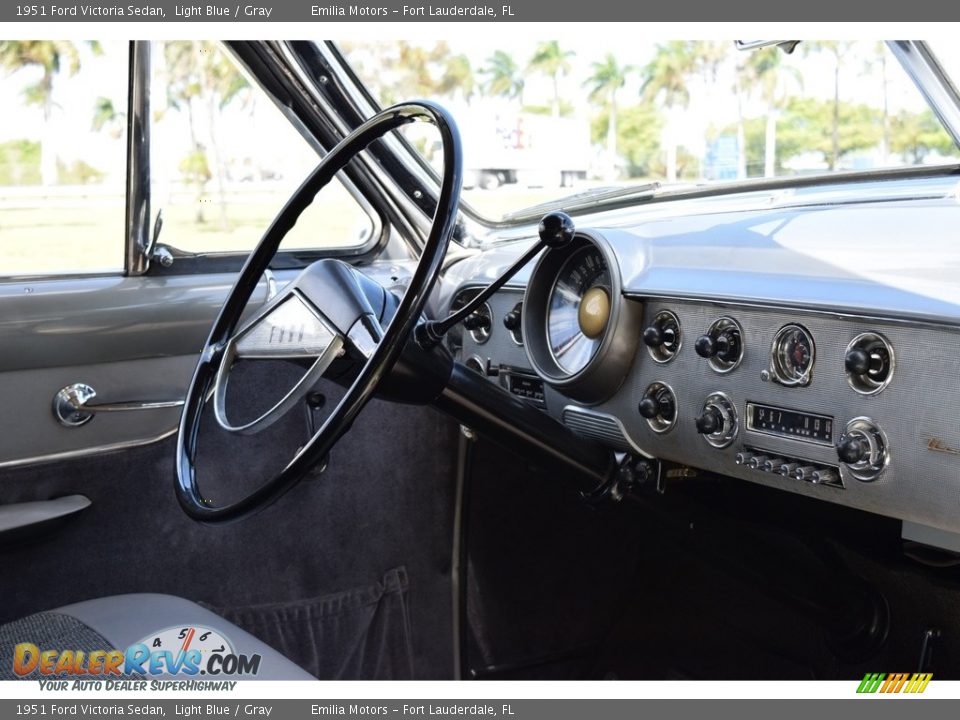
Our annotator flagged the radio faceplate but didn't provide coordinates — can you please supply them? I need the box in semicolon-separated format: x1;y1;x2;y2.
746;402;834;446
500;367;546;407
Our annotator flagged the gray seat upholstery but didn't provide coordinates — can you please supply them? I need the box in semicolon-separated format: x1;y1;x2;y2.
1;594;314;680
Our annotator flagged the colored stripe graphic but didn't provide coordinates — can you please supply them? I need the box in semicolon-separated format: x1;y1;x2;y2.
857;672;932;694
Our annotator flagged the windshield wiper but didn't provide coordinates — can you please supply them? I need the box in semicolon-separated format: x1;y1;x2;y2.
502;182;664;222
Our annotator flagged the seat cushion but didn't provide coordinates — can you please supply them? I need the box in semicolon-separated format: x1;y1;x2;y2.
1;593;314;680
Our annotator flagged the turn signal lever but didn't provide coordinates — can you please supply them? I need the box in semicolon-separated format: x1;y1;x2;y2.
416;211;576;348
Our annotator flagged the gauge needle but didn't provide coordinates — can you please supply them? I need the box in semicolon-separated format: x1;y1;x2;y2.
180;627;196;654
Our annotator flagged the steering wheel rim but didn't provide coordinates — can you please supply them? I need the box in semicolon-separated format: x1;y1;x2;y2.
175;101;462;523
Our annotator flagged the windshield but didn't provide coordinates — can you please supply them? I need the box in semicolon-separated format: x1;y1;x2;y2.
338;40;960;223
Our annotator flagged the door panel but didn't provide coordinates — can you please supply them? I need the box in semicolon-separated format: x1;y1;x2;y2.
0;355;192;466
0;374;459;678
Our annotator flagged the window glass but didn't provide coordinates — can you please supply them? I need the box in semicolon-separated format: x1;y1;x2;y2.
339;40;960;224
0;40;127;276
151;41;373;256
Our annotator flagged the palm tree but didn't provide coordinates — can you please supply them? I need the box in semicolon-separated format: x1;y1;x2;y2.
479;50;524;102
527;41;574;117
804;41;854;170
864;42;890;165
641;41;697;182
436;54;475;103
743;47;802;177
584;53;634;180
0;41;100;185
732;58;749;179
165;41;250;228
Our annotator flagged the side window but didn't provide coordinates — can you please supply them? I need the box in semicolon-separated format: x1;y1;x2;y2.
0;40;128;276
150;41;374;257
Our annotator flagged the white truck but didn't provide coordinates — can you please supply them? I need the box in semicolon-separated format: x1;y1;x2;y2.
460;111;592;190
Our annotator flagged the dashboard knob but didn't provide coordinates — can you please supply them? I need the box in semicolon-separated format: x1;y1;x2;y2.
503;310;521;331
761;457;783;473
638;396;660;419
462;312;490;331
844;347;871;375
643;325;664;347
695;334;717;358
811;468;839;485
695;408;723;435
538;211;576;248
837;435;868;464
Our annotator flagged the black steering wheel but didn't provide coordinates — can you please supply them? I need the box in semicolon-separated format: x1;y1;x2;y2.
175;101;462;523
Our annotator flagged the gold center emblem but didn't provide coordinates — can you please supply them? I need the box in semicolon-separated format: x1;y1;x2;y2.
578;286;610;339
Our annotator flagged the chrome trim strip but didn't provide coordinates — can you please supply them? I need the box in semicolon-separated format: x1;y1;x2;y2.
0;427;176;471
125;41;151;276
622;291;960;332
561;405;650;457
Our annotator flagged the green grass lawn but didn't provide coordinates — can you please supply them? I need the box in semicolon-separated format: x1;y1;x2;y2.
0;184;579;276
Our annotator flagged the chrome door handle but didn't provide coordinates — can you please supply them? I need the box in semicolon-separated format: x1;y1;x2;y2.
53;383;184;428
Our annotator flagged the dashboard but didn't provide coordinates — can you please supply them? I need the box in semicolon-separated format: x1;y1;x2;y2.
442;176;960;540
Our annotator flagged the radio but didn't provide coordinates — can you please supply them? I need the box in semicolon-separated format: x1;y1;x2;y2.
499;367;546;407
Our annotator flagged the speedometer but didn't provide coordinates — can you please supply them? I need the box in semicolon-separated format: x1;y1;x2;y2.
523;233;641;403
547;245;611;375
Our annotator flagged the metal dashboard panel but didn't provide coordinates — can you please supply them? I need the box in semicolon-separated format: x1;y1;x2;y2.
453;280;960;534
454;285;531;378
587;299;960;533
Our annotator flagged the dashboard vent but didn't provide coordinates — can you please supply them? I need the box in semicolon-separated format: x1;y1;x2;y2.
561;407;632;451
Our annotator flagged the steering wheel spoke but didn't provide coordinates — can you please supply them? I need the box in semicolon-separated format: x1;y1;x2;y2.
213;287;352;435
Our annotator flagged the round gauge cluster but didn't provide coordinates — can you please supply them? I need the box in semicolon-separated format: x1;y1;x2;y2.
770;324;815;386
523;234;642;403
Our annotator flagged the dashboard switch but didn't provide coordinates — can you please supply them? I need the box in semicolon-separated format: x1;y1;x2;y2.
639;382;677;434
735;451;753;466
747;454;768;470
638;397;659;419
811;468;839;485
695;408;723;435
836;436;868;464
778;462;800;477
694;334;717;357
794;466;817;481
844;333;894;395
643;310;681;363
761;457;783;473
696;392;738;448
844;347;871;375
696;317;744;373
836;417;888;481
